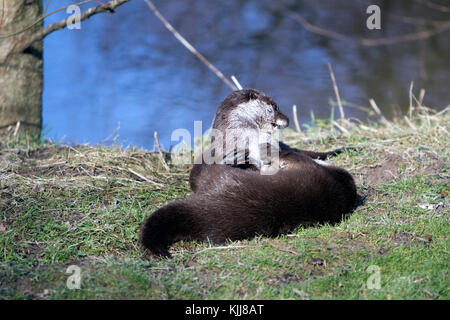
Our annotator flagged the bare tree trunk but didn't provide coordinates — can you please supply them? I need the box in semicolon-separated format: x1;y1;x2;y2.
0;0;43;137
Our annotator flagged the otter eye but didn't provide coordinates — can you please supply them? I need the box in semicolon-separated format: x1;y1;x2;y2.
273;105;279;111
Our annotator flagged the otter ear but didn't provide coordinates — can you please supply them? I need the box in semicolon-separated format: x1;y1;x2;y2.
246;91;258;101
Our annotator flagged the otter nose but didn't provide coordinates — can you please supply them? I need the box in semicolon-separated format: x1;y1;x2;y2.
275;115;289;129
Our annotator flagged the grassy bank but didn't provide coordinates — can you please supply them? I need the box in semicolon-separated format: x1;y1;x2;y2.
0;106;448;300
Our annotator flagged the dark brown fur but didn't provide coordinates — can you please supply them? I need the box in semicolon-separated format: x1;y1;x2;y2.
139;89;358;258
189;143;348;193
140;152;357;258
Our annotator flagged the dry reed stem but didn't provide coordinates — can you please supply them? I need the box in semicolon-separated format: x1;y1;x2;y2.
404;116;417;130
292;105;302;135
153;131;170;172
333;120;350;135
327;63;345;121
369;99;393;128
126;168;164;187
99;122;121;144
409;81;414;118
13;121;21;137
418;89;425;109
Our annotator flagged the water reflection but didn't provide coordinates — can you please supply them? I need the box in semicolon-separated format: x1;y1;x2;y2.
43;0;450;149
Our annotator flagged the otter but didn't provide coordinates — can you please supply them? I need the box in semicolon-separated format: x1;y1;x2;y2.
201;88;289;173
140;153;356;257
139;89;357;258
189;88;348;192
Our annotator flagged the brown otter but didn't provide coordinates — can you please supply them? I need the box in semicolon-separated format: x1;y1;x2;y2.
189;88;348;192
140;152;356;257
139;89;357;258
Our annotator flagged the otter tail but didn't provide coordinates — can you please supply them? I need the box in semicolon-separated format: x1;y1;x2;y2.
139;201;199;258
140;163;357;258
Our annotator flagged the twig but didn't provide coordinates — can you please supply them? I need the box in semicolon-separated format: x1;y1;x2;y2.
327;63;345;121
230;75;243;90
13;121;21;137
404;116;417;130
423;289;435;298
95;0;114;10
293;288;310;300
279;6;450;46
292;105;302;135
0;0;4;28
99;121;121;144
417;89;425;115
409;81;414;118
154;131;170;172
44;0;51;14
369;99;392;128
368;99;382;115
9;0;130;56
68;146;84;156
389;14;450;27
126;168;163;186
330;99;373;114
0;0;92;40
143;0;237;91
414;0;450;13
435;105;450;116
359;124;378;133
333;120;349;135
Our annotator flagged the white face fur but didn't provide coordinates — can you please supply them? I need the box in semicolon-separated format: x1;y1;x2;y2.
222;99;284;170
228;99;282;133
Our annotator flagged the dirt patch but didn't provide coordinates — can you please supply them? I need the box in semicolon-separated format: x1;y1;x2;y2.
357;153;403;184
356;152;447;185
392;232;433;247
313;232;371;253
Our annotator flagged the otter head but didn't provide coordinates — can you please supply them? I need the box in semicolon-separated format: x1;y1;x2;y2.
213;89;289;133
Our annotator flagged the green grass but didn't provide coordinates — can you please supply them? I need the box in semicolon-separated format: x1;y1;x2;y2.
0;106;448;300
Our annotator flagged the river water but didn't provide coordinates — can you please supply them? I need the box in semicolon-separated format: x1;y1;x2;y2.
43;0;450;150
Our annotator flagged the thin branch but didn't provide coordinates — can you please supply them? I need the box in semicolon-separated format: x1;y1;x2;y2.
279;7;450;47
143;0;238;91
389;14;449;27
0;0;93;40
413;0;450;13
231;75;243;90
10;0;130;55
0;0;5;28
126;168;164;187
360;21;450;46
44;0;51;14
